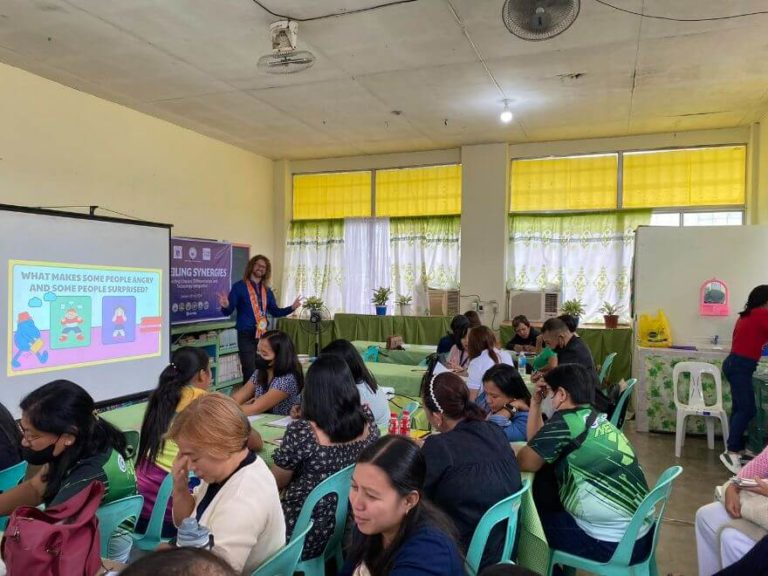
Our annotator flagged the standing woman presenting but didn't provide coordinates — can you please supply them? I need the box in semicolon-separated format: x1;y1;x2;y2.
218;255;301;383
720;285;768;473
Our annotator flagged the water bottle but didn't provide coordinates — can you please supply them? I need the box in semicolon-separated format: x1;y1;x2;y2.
388;412;399;436
175;517;214;550
518;354;527;373
399;410;411;436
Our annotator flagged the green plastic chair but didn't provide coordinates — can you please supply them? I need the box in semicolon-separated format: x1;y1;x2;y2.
123;430;140;465
610;378;637;429
292;464;355;576
96;494;144;558
465;480;530;575
599;352;618;385
547;465;683;576
131;472;174;550
0;461;28;530
251;521;314;576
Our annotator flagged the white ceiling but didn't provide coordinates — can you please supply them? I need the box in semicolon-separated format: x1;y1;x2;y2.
1;0;767;159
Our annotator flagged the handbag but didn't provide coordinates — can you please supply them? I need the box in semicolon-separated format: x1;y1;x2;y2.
1;480;104;576
533;410;598;514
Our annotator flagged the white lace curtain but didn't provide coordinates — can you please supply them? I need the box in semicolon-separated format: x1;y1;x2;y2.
343;218;391;314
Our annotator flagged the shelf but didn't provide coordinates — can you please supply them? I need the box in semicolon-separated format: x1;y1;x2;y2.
216;378;243;389
171;340;217;350
171;320;236;335
219;346;239;355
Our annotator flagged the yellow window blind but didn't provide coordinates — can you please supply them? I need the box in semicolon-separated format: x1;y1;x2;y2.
623;146;745;208
510;154;618;212
293;171;372;220
376;165;462;217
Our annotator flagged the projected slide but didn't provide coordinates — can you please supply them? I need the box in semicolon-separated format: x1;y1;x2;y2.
8;260;163;376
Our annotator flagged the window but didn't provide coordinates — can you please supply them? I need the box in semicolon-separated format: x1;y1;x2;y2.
649;212;681;226
650;211;744;227
376;165;461;217
292;171;371;220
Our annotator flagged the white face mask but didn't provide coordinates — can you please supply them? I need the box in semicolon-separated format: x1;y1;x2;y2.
550;389;566;412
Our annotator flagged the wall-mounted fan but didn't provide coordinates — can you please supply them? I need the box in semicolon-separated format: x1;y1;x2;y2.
298;304;332;357
257;20;316;74
502;0;580;41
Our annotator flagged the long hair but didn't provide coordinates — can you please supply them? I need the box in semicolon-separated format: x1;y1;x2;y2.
0;402;21;463
464;310;481;328
544;364;596;406
467;325;500;362
321;339;378;393
167;394;250;459
255;330;304;394
346;436;459;576
740;285;768;317
137;346;210;465
448;315;470;350
242;254;272;285
20;380;128;503
303;355;367;443
482;364;531;407
420;372;485;422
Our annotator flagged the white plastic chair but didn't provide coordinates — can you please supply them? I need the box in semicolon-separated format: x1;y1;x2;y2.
672;361;729;458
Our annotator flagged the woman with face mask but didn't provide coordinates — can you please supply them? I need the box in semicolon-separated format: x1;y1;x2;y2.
232;330;304;416
517;364;651;566
0;380;137;558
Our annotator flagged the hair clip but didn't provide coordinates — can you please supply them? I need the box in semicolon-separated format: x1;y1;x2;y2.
429;373;443;413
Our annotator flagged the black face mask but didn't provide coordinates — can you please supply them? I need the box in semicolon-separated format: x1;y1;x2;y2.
253;355;272;371
22;438;60;466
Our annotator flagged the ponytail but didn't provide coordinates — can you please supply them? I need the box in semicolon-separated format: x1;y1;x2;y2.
138;347;210;464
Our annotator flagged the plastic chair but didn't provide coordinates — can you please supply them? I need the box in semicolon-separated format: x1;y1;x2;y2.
251;521;314;576
547;465;683;576
610;378;637;430
123;430;140;465
598;352;618;385
362;346;379;362
96;494;144;558
0;461;28;530
131;472;174;550
672;361;729;458
291;464;355;576
465;480;530;575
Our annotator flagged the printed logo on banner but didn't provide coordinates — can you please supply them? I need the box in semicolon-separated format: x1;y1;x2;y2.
173;246;183;259
202;248;211;261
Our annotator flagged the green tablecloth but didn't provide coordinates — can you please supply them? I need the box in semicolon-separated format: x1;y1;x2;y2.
352;340;436;366
275;318;337;356
101;402;284;466
499;325;633;383
366;361;425;398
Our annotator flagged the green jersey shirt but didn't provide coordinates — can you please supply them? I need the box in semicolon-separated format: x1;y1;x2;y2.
528;406;649;541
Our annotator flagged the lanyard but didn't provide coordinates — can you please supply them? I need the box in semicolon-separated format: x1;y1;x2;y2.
246;281;269;337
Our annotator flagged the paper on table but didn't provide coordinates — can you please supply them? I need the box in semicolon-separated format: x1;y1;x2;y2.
248;414;265;424
265;415;294;428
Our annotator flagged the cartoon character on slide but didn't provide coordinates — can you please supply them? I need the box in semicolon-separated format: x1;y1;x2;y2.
60;308;84;342
12;312;49;368
112;306;127;339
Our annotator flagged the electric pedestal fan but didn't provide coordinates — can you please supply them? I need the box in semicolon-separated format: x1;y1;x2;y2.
298;305;332;358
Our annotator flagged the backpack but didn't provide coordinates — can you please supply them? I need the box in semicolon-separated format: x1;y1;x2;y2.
1;480;104;576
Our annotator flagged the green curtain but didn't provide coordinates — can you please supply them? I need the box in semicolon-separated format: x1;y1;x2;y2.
507;211;651;322
281;220;344;314
389;216;460;315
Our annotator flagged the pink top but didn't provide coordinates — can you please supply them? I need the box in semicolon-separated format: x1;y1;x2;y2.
447;344;469;371
738;445;768;479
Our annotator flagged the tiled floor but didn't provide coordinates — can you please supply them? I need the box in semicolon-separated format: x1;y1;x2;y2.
623;421;732;576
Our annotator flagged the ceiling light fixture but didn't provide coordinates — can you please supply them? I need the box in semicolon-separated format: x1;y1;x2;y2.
500;100;514;123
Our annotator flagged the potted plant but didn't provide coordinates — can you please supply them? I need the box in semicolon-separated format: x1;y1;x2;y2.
599;301;622;329
396;294;413;316
371;287;392;316
303;296;325;311
560;299;585;329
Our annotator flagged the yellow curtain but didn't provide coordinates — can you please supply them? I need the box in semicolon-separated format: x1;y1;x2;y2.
293;171;371;220
376;164;461;217
510;154;618;211
623;146;745;208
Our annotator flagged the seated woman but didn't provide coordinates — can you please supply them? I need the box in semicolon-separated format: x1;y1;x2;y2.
517;364;651;565
341;436;465;576
321;339;390;426
445;316;472;375
136;347;263;539
696;444;768;575
482;363;531;442
271;355;380;560
421;371;522;568
232;330;303;416
0;401;22;472
504;315;540;353
466;326;513;402
0;380;137;560
438;314;471;356
169;394;285;574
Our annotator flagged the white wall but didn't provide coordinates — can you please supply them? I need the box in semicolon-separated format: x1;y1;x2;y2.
633;225;768;347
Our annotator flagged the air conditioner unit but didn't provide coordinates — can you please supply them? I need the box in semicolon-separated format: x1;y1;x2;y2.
428;288;460;317
507;290;561;322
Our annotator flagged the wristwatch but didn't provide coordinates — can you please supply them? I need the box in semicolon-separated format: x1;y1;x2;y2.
504;402;518;416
